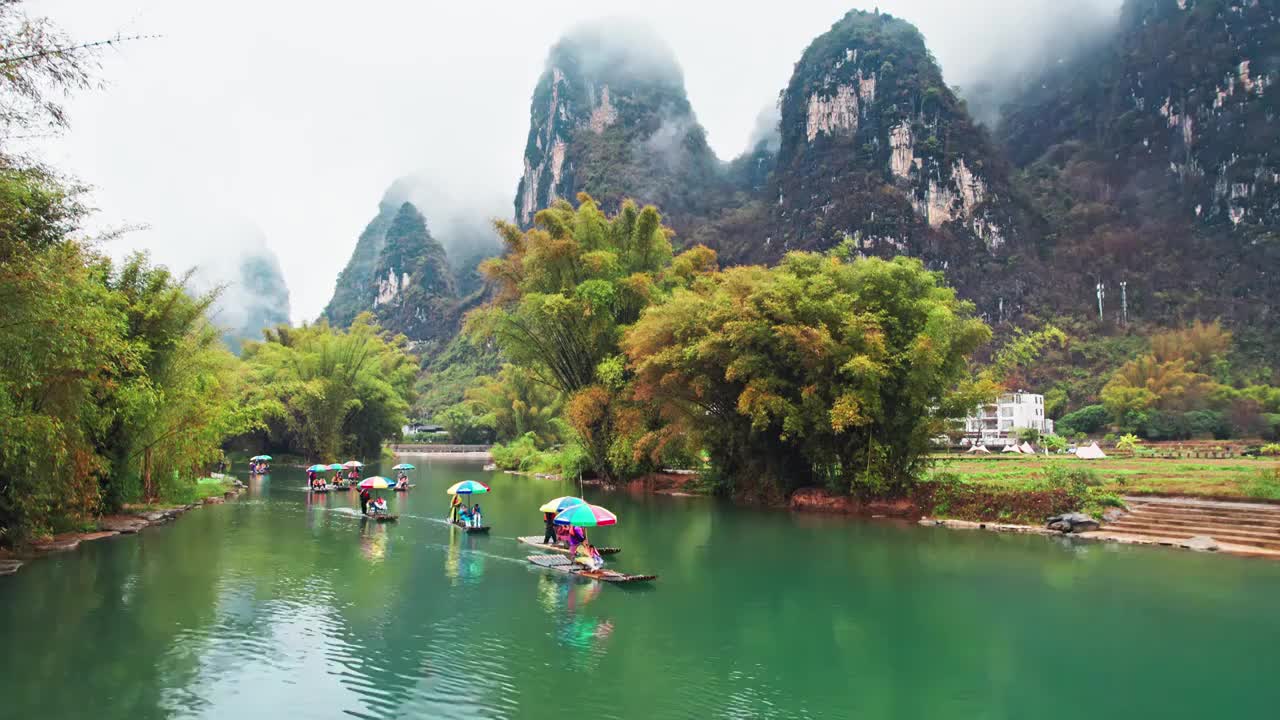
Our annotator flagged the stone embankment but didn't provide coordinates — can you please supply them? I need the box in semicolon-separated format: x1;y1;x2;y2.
1085;496;1280;556
922;495;1280;559
0;481;247;577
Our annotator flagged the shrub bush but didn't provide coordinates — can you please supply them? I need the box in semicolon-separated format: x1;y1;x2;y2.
1058;404;1110;435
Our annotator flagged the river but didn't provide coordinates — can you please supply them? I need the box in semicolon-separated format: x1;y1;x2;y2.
2;458;1278;719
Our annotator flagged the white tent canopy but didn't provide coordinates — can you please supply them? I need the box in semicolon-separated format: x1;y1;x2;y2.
1019;441;1036;454
1075;442;1107;460
1002;444;1022;453
966;445;991;454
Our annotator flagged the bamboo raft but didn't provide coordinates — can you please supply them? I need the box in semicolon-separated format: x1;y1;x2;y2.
364;513;398;522
452;521;490;534
393;484;416;491
310;486;330;493
526;554;656;584
517;536;621;555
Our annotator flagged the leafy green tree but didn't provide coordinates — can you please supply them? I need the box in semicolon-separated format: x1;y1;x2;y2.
625;253;992;498
243;314;417;459
462;364;564;446
1115;433;1142;453
469;193;715;480
1057;404;1109;435
1041;434;1068;452
92;254;256;506
433;403;496;445
0;237;123;539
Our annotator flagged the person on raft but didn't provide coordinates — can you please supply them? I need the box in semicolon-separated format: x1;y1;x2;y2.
369;496;388;515
470;503;483;528
457;505;472;526
542;511;557;544
394;471;409;490
450;494;462;523
568;525;587;555
359;486;371;515
574;541;604;571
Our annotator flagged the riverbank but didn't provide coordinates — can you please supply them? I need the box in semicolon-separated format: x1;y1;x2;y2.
0;477;245;578
567;455;1280;559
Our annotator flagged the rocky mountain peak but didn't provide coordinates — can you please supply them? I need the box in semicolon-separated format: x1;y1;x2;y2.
771;10;1029;262
514;21;725;231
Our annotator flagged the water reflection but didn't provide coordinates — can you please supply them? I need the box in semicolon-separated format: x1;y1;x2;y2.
444;531;485;585
535;573;602;614
359;519;389;562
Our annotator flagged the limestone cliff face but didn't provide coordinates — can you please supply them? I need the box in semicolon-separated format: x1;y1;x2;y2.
513;22;727;232
368;202;458;343
323;195;464;350
998;0;1280;338
767;10;1031;266
1003;0;1280;232
323;199;398;328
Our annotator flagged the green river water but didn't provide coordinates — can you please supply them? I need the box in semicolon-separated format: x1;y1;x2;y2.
2;457;1279;719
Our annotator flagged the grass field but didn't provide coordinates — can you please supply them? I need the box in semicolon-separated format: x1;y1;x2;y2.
928;454;1280;501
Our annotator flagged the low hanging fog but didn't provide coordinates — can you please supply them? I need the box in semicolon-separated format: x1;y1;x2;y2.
27;0;1122;323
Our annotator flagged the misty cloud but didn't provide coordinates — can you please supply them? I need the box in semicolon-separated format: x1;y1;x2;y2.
745;104;782;154
555;18;685;89
185;217;291;351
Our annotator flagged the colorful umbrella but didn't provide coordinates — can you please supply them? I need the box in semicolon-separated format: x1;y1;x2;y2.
342;460;364;468
539;496;587;514
446;480;490;495
306;464;329;472
358;476;391;490
554;504;617;527
392;463;415;470
327;463;344;471
250;455;272;461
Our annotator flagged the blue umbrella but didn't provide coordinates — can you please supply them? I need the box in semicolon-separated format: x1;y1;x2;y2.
306;464;328;472
446;480;490;495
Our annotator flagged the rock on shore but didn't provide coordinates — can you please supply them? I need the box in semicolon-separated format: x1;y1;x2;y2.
1046;513;1101;534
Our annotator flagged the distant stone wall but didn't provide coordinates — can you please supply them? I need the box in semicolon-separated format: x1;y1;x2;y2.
388;444;492;454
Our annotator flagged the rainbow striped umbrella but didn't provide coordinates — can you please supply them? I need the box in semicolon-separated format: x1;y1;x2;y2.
446;480;490;495
358;476;391;490
327;463;344;471
539;496;586;514
342;460;364;468
554;504;617;527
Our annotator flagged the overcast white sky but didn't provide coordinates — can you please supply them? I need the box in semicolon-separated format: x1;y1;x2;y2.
25;0;1120;323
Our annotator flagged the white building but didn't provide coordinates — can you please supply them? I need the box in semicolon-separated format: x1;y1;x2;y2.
964;391;1054;447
